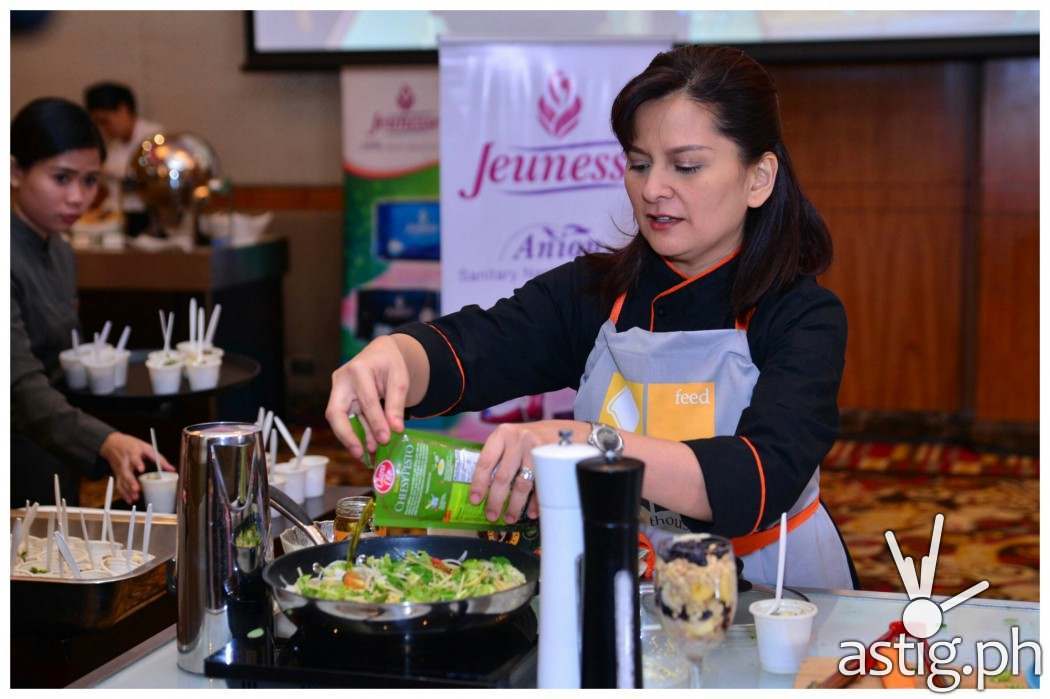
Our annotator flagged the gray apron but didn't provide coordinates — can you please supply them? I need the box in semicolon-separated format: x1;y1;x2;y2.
573;294;854;590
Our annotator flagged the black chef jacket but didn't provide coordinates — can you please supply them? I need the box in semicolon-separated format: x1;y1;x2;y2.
394;243;847;539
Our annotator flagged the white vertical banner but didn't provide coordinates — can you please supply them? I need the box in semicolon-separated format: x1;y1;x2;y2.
438;39;669;440
439;39;671;315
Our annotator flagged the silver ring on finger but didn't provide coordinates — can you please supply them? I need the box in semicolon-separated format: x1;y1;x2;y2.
516;466;535;483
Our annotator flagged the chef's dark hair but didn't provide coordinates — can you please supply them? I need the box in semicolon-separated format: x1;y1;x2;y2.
84;81;136;114
592;45;832;319
11;97;106;170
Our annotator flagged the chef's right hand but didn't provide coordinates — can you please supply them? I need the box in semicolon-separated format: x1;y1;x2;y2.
326;335;409;460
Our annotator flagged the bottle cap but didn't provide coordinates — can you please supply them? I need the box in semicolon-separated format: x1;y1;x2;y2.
576;455;644;525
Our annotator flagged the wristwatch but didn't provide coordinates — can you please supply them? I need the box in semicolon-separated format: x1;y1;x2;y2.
587;421;624;457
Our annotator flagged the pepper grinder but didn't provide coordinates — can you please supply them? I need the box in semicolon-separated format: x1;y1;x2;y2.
531;429;600;688
577;453;645;688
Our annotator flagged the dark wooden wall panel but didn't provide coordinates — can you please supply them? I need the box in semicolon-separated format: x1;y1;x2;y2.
770;63;971;412
975;58;1039;422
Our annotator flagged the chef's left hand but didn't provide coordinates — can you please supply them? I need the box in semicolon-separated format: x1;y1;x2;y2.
99;432;176;503
470;420;586;524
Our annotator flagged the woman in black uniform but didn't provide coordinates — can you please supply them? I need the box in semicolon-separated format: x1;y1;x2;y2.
11;97;172;506
327;46;858;590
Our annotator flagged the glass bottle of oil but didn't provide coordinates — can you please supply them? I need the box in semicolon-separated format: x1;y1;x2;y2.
333;495;380;541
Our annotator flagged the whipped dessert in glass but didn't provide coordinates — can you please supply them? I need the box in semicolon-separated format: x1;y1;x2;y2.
653;533;738;665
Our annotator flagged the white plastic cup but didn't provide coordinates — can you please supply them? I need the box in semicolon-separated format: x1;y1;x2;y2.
59;349;88;389
300;455;329;498
268;473;287;518
184;355;221;391
176;341;224;361
77;342;114;358
112;349;131;388
102;551;148;575
146;356;183;395
81;353;118;395
147;349;182;364
85;539;122;559
139;471;179;514
749;598;819;674
273;462;306;503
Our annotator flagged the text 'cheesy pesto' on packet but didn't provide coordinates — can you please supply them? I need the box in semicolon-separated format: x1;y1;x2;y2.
350;415;514;530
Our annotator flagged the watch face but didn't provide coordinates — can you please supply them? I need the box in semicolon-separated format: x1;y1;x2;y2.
595;425;621;452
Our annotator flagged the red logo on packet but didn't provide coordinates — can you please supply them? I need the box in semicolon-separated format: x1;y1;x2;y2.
373;459;396;494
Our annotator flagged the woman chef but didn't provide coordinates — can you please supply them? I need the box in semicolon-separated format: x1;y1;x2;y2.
327;45;858;590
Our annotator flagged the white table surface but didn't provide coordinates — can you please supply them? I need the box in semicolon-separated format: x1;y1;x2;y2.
80;586;1039;689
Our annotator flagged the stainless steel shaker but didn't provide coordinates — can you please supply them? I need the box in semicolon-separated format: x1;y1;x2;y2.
176;422;271;673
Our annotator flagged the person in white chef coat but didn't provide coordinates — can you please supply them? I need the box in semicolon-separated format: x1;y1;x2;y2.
84;81;163;236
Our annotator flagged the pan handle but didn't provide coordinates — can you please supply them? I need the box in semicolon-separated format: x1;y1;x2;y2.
269;486;328;546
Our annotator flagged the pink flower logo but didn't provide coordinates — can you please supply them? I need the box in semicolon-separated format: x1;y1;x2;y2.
538;70;582;138
397;84;415;111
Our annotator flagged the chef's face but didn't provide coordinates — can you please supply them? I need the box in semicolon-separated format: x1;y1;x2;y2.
89;104;135;142
11;148;101;238
624;92;776;277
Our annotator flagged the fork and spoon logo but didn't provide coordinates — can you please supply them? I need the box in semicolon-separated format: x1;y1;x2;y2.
885;513;991;639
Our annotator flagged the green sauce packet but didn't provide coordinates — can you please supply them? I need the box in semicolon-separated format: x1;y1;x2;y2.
351;415;518;531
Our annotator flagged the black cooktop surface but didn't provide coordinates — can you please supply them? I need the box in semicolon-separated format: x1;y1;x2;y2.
204;606;538;688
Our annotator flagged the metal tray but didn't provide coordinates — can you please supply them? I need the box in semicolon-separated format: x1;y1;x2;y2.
10;506;176;631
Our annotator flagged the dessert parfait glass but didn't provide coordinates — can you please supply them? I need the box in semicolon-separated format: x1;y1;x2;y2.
652;533;738;687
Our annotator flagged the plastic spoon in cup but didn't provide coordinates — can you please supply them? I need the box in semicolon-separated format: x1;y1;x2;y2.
294;427;312;471
189;298;197;349
125;506;137;569
204;303;222;346
769;511;789;615
11;518;24;569
19;499;31;540
256;406;266;428
79;510;98;571
103;476;115;556
71;329;80;351
273;416;300;457
150;427;163;474
108;516;117;557
21;503;39;555
52;474;63;533
141;504;154;567
269;428;277;469
116;325;131;352
99;320;113;345
262;411;274;444
161;311;174;354
61;498;70;539
54;531;83;579
167;312;176;354
197;308;205;362
45;510;55;572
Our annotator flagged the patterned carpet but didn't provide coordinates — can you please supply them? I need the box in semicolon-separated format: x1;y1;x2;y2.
821;441;1039;602
80;431;1038;601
